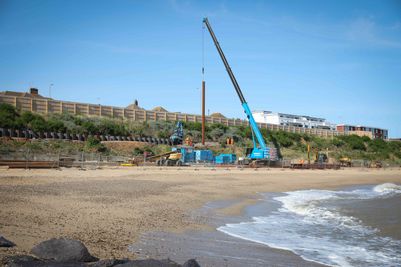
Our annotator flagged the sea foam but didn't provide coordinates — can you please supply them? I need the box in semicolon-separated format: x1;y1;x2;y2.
218;183;401;267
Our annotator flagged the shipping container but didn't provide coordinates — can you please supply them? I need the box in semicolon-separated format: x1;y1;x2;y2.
195;150;214;162
215;153;237;164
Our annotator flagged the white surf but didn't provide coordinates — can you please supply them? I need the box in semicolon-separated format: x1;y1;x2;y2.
218;183;401;267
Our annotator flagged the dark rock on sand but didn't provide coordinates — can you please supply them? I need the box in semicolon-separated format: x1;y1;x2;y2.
182;259;200;267
2;255;41;267
114;259;181;267
0;236;16;247
3;254;90;267
89;259;130;267
31;238;98;263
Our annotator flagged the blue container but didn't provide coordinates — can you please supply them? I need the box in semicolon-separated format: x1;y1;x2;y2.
181;147;195;163
215;153;237;164
195;150;214;162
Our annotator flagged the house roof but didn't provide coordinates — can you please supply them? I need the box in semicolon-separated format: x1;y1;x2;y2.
152;106;168;112
0;90;51;99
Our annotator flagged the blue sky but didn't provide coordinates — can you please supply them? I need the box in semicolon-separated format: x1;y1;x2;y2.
1;0;401;137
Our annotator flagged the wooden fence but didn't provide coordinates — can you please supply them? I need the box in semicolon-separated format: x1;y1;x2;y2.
0;95;345;138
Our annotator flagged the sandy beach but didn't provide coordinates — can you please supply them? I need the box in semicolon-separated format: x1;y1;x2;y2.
0;167;400;265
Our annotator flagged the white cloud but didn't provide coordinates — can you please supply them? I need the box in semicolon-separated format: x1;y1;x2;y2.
346;17;401;48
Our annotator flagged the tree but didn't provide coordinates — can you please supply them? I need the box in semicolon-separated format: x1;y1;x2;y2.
29;116;48;132
0;103;20;128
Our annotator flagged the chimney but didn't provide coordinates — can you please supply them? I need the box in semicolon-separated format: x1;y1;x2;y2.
30;88;38;95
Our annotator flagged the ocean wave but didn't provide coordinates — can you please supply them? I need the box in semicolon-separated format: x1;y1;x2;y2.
217;183;401;267
373;183;401;194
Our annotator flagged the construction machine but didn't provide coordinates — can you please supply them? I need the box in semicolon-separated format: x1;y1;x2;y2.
203;18;275;166
156;152;183;166
369;161;382;168
170;121;184;145
315;152;328;164
147;146;195;166
307;144;328;164
339;157;352;167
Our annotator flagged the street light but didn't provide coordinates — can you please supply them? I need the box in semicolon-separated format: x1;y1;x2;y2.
49;83;54;98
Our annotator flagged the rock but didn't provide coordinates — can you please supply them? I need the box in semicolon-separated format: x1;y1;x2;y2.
3;255;90;267
114;259;181;267
2;255;41;267
0;236;16;247
31;238;98;263
89;259;130;267
7;259;86;267
182;259;200;267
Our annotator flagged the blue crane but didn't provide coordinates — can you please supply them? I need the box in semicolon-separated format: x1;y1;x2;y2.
203;17;270;161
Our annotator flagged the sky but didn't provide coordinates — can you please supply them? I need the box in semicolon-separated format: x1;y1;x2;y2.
1;0;401;137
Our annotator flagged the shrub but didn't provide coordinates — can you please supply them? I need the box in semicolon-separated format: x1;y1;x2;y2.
85;136;107;152
208;123;228;131
19;111;37;126
81;120;99;134
157;129;170;139
29;116;48;132
236;125;252;139
339;135;366;150
183;121;202;132
47;117;66;132
132;147;144;155
0;103;20;128
209;127;225;141
272;131;295;148
332;137;345;147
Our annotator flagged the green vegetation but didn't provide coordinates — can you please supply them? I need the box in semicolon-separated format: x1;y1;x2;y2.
0;103;400;163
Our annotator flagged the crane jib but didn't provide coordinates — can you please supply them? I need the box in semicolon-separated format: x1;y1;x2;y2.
203;17;267;151
202;18;246;104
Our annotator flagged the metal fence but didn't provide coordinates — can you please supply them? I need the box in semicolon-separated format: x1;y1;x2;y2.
0;148;128;169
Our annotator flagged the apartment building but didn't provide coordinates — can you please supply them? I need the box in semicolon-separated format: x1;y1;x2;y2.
336;124;388;140
252;111;336;130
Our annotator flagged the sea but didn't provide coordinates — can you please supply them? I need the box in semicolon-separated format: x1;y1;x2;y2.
217;183;401;267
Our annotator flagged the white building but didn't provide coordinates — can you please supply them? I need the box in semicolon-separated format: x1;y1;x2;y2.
252;111;336;130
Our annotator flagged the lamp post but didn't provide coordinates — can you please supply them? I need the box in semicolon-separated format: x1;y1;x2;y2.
49;83;54;98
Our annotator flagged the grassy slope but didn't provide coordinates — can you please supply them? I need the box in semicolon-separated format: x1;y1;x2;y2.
1;103;400;164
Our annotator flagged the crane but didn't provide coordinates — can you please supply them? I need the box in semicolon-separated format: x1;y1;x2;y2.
203;17;272;163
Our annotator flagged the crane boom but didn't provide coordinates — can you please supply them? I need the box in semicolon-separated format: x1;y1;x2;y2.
203;18;268;158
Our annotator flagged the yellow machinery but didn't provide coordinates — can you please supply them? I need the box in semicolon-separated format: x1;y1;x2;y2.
168;153;182;161
120;156;141;167
339;157;352;167
307;145;328;164
369;161;382;168
157;152;183;166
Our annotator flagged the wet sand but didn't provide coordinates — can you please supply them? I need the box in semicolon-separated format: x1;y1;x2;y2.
129;194;328;266
0;167;400;264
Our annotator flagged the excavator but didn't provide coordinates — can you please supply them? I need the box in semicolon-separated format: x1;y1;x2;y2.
307;145;328;164
203;18;275;166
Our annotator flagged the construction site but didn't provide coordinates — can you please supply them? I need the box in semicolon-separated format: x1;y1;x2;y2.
1;2;401;266
0;18;400;171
